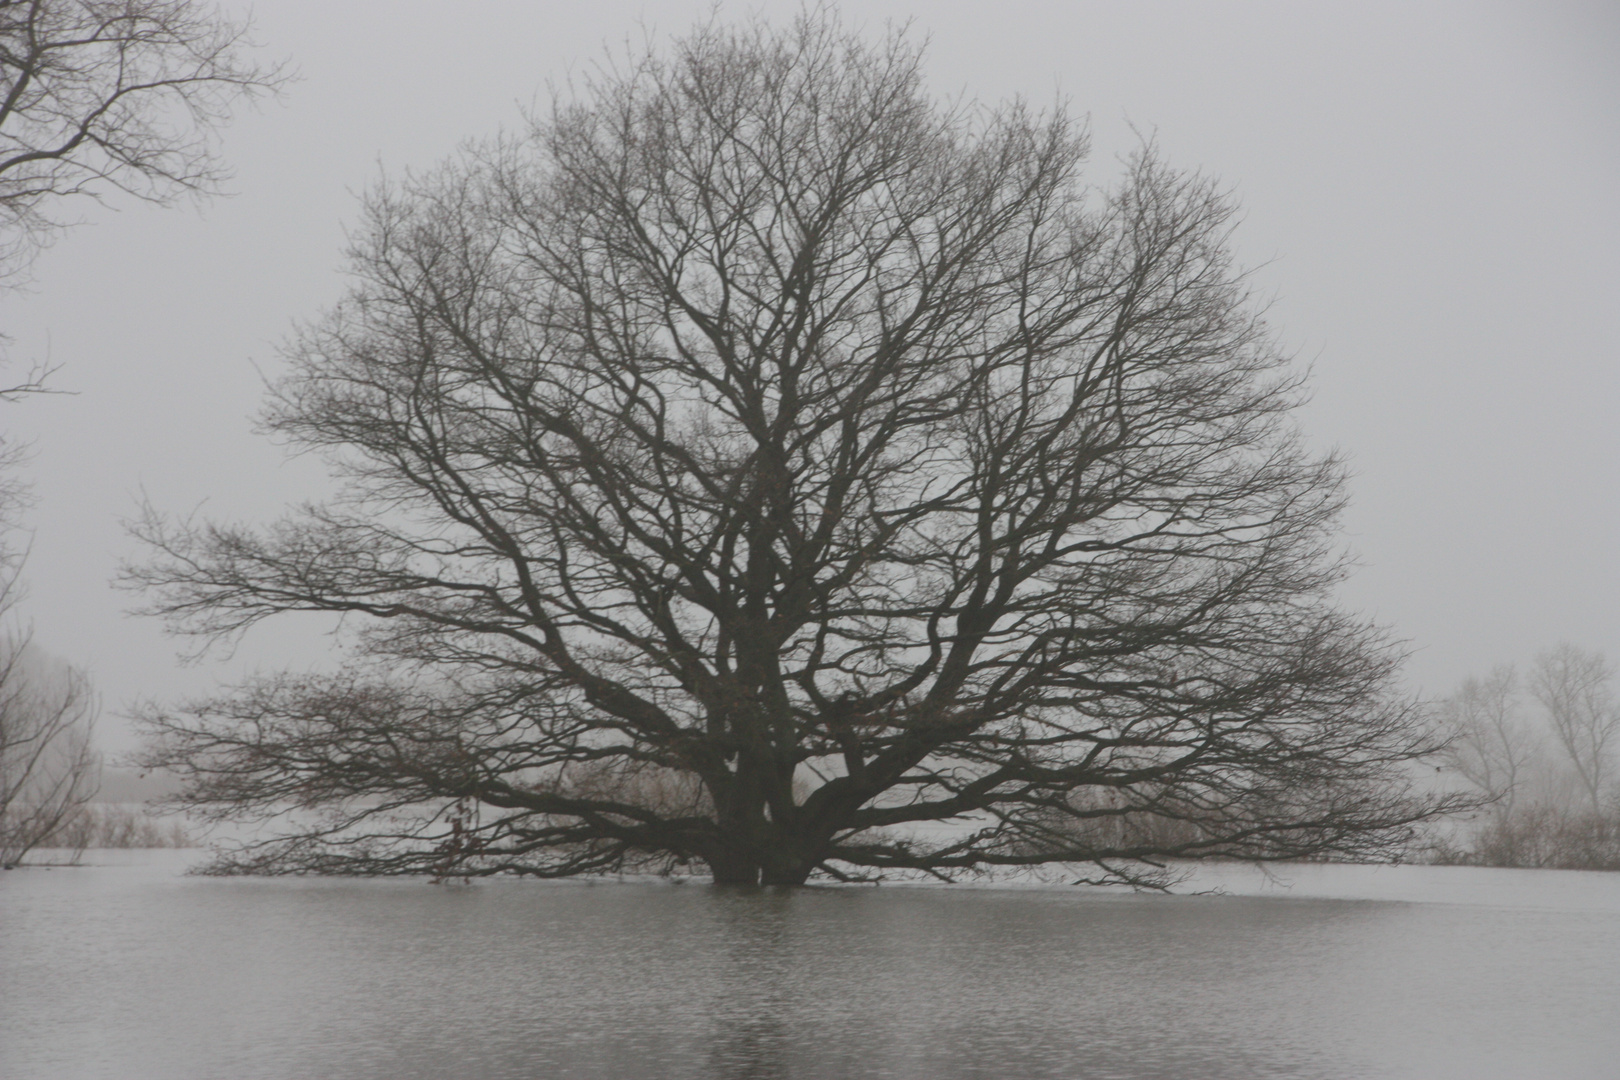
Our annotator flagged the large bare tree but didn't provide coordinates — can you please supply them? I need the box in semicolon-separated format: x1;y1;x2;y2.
130;15;1451;886
0;0;287;285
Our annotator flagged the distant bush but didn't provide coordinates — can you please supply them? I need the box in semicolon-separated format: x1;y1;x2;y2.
1426;805;1620;871
43;803;191;849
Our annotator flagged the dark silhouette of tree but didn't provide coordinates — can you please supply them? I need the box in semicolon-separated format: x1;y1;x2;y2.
0;0;288;285
129;14;1452;886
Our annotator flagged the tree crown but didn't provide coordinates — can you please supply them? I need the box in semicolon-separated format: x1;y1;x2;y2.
131;13;1450;886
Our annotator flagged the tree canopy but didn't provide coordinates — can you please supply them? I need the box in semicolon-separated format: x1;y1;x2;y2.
131;14;1451;886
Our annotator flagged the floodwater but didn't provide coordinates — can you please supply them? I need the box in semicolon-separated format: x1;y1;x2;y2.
3;852;1619;1079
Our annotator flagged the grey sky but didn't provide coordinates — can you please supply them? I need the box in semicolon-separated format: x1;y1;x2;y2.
2;0;1615;755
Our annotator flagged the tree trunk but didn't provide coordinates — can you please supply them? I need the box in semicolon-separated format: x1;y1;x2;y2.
758;830;823;886
704;847;762;886
704;826;823;886
759;861;815;886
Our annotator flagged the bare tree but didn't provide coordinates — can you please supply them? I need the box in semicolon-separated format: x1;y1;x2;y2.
1530;643;1619;815
0;623;99;867
1438;666;1536;817
128;13;1455;886
0;0;288;285
0;352;92;869
0;0;278;864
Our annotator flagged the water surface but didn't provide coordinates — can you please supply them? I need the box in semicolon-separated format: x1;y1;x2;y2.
3;852;1618;1079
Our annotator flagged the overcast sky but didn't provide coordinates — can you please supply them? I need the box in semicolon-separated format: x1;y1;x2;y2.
2;0;1615;755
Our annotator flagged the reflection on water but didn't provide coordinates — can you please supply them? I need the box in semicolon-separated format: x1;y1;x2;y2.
3;852;1619;1079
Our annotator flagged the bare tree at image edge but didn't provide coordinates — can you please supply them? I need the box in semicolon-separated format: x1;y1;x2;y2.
0;374;97;868
129;14;1458;887
0;0;290;287
0;0;282;866
0;554;98;867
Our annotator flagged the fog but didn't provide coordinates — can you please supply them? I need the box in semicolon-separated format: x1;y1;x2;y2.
0;0;1615;755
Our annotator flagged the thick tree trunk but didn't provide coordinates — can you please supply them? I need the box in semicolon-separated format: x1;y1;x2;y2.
703;826;823;886
758;830;823;886
759;861;815;886
704;847;762;886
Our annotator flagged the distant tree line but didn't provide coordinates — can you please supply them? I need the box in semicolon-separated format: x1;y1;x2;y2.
1430;643;1620;870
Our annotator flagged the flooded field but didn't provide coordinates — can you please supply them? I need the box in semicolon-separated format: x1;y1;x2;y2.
3;851;1618;1079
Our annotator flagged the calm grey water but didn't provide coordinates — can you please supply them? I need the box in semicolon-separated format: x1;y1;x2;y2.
3;852;1619;1079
